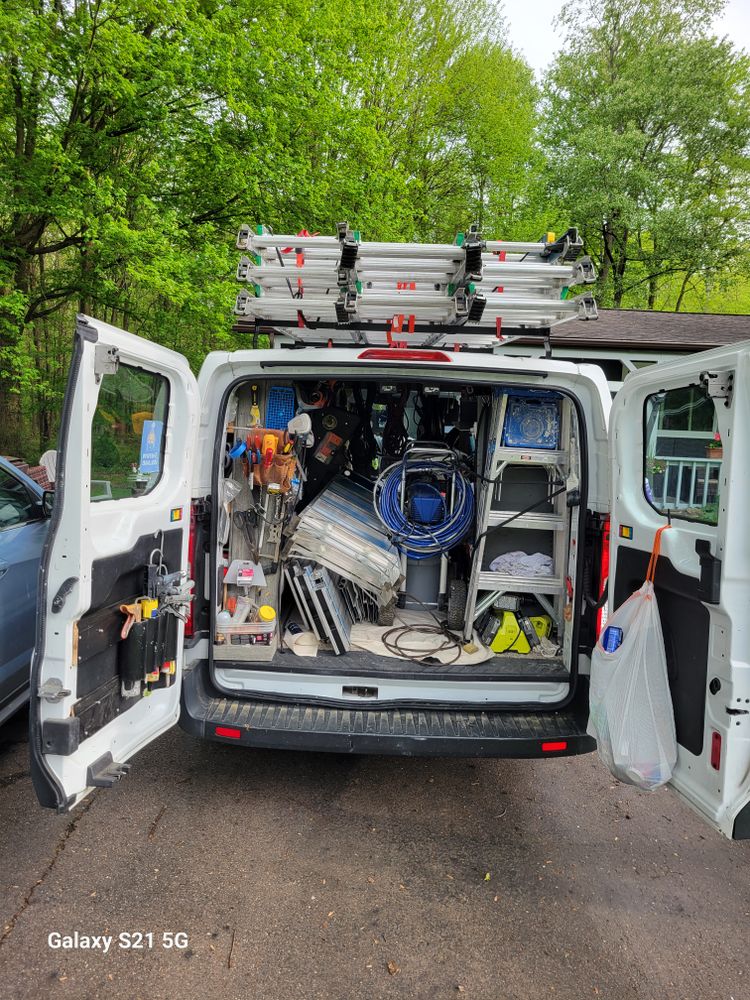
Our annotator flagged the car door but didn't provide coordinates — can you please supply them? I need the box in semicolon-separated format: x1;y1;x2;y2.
30;316;199;811
608;341;750;839
0;466;47;712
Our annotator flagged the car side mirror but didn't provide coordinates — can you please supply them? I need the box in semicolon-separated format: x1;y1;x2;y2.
42;490;55;518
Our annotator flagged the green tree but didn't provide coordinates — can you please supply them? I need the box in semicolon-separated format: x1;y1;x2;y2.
541;0;750;309
0;0;538;457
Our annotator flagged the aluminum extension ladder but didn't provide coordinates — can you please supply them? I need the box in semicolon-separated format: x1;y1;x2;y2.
234;222;598;350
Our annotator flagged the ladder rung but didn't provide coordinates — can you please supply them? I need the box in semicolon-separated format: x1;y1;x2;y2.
492;448;568;466
487;511;566;529
476;572;566;593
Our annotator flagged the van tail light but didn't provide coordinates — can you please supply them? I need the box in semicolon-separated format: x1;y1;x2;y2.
184;503;198;638
357;348;452;363
596;515;611;635
542;741;568;753
215;726;242;740
710;731;722;770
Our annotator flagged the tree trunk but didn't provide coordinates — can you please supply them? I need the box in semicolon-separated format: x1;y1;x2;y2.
647;273;657;310
674;272;692;313
612;227;629;308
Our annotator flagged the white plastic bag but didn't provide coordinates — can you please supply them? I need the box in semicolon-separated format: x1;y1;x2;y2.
588;527;677;790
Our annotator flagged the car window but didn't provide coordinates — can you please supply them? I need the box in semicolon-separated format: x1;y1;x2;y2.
644;384;721;526
90;364;170;502
0;468;37;529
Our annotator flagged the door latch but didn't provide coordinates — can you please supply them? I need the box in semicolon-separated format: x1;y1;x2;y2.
700;370;733;406
94;344;119;382
38;678;71;703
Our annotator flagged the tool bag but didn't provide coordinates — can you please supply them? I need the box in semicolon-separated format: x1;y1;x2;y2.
587;525;677;790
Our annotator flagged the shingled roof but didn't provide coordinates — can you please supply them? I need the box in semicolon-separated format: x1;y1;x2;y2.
534;309;750;351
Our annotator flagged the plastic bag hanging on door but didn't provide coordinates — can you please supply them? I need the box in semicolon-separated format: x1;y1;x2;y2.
587;525;677;790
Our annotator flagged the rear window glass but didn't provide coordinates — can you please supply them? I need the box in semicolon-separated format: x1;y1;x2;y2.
644;385;721;525
90;364;169;501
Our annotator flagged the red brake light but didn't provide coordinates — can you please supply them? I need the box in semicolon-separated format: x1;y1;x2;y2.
542;741;568;753
710;731;721;770
357;349;452;362
215;726;242;739
596;515;611;635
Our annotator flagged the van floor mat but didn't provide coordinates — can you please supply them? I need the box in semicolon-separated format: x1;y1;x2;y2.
212;649;568;683
182;663;593;757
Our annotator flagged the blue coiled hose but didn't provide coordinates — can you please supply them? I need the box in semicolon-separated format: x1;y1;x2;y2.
373;458;474;559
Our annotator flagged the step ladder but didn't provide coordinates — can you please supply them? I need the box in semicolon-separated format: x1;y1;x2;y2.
233;223;598;350
462;393;570;643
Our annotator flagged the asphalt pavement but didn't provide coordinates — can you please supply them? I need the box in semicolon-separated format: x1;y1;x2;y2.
0;707;748;1000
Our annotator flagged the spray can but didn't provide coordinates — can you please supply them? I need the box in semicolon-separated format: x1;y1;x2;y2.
602;625;623;652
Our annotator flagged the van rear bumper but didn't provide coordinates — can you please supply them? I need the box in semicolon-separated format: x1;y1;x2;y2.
180;660;595;758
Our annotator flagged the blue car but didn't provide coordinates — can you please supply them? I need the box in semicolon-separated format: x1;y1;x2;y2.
0;457;51;725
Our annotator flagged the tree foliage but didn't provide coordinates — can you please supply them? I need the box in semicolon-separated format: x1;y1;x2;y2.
2;0;749;460
541;0;750;309
0;0;541;456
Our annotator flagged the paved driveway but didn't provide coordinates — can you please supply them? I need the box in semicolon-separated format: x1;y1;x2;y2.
0;710;748;1000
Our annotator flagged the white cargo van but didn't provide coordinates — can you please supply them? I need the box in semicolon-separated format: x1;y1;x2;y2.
29;230;750;841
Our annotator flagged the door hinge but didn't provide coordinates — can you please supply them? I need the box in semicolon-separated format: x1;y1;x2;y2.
194;496;212;521
86;752;131;788
38;678;71;703
94;344;119;382
700;370;733;406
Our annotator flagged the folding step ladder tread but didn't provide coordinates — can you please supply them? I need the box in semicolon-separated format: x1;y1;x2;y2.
487;510;566;529
476;571;566;593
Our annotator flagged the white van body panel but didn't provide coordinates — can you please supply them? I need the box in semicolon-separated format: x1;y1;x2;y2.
194;349;612;509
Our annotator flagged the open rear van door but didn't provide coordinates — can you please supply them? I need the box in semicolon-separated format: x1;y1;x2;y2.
30;316;199;811
608;342;750;838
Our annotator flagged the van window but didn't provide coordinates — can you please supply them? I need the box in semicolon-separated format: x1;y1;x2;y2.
90;364;169;501
644;385;721;525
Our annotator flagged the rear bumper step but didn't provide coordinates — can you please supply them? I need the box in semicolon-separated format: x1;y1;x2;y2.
181;661;595;758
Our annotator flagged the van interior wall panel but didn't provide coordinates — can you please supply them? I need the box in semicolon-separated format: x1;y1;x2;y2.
74;528;183;736
613;546;709;756
189;500;211;638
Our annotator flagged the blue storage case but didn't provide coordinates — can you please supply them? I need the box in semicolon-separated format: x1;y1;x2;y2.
502;390;561;449
265;386;296;429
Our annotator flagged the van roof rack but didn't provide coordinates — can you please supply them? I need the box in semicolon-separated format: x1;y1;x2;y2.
233;223;598;351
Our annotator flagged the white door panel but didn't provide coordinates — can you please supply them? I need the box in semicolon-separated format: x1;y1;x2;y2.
30;316;199;810
609;341;750;838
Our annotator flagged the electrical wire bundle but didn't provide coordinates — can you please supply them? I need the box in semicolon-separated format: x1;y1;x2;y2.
380;593;466;664
373;453;474;559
